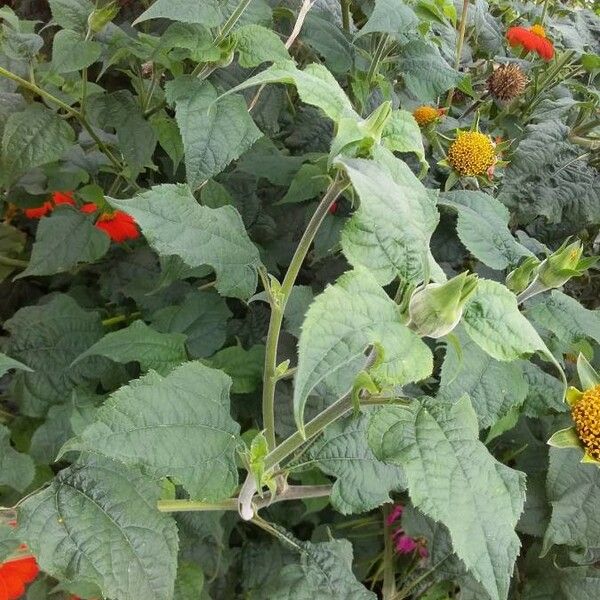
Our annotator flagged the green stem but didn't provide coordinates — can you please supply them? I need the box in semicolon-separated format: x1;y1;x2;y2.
0;66;124;177
446;0;470;108
367;34;389;88
101;311;141;327
540;0;551;24
216;0;254;44
341;0;351;32
261;176;347;450
0;255;28;268
382;504;397;599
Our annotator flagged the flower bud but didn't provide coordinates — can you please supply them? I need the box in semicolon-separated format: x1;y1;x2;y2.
506;256;540;294
408;272;478;339
537;240;595;289
88;1;119;33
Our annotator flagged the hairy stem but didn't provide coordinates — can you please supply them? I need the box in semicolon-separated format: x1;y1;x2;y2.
382;504;397;598
446;0;470;108
367;34;389;87
261;176;347;450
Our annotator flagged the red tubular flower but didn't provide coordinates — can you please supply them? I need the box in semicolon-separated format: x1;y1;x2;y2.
95;211;139;243
80;203;99;214
24;202;52;219
24;190;76;219
51;191;75;206
0;556;39;600
506;25;554;61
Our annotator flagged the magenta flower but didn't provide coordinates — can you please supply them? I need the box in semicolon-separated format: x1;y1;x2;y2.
387;504;429;559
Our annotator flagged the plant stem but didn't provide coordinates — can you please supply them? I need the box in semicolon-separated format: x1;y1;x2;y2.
446;0;470;108
0;66;124;177
261;176;347;450
382;504;397;599
216;0;254;45
540;0;551;24
367;34;389;88
0;255;28;268
341;0;351;32
101;311;141;327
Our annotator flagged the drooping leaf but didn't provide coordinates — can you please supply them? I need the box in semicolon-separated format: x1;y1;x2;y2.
51;29;101;73
16;208;110;279
60;361;241;501
18;457;179;600
368;396;526;600
381;109;425;163
309;412;406;514
108;184;261;299
166;77;262;189
294;268;433;431
2;104;74;185
207;345;265;394
72;320;187;375
439;190;533;269
0;424;35;492
0;352;31;378
232;24;290;68
133;0;223;27
300;11;353;73
337;148;439;285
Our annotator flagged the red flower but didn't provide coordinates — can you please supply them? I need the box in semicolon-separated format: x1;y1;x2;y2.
0;556;39;600
95;211;139;243
80;202;99;214
507;25;554;61
24;202;52;219
328;201;339;215
24;190;76;219
51;191;75;206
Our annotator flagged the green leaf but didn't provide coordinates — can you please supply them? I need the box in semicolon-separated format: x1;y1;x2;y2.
233;24;290;68
133;0;223;27
166;77;262;189
337;148;439;285
309;412;406;514
61;361;240;500
18;457;179;600
0;223;26;282
279;163;329;205
526;290;600;346
397;40;461;102
0;423;35;492
0;523;19;562
151;290;232;358
439;191;533;270
150;113;184;172
48;0;94;33
382;109;425;163
369;396;526;600
108;184;261;299
294;268;433;431
439;328;528;428
51;29;101;73
0;352;31;378
2;104;74;185
543;447;600;554
72;320;187;375
520;361;567;417
5;294;105;417
463;279;552;361
357;0;419;37
225;60;357;122
16;208;110;279
207;345;265;394
174;562;204;599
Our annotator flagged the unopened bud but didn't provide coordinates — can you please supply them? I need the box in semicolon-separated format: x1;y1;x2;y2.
408;272;478;339
88;1;119;33
537;240;595;289
506;256;540;294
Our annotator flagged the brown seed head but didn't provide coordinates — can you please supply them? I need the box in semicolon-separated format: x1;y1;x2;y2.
487;63;528;101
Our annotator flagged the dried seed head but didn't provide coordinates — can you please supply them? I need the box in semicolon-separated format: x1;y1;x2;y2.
487;64;528;101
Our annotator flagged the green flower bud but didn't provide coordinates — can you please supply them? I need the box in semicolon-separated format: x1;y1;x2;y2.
408;272;478;339
506;256;540;294
537;240;594;289
88;1;119;33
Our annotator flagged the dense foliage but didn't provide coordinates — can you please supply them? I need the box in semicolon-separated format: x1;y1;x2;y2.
0;0;599;598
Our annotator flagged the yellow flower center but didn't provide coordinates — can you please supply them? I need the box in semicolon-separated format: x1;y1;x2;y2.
572;384;600;461
413;106;441;127
529;24;546;38
446;131;497;177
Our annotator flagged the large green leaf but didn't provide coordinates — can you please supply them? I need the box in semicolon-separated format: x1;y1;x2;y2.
5;294;106;417
0;424;35;492
337;148;439;285
439;191;532;270
2;104;74;184
16;208;110;279
207;345;265;394
520;361;567;417
357;0;419;37
48;0;94;33
543;447;600;554
381;109;425;163
439;328;528;428
72;320;187;375
165;77;262;189
309;412;406;514
18;457;178;600
293;268;433;431
526;290;600;346
232;24;290;68
61;361;241;501
133;0;223;27
0;223;26;282
368;396;526;600
108;184;261;299
225;60;357;122
51;29;101;73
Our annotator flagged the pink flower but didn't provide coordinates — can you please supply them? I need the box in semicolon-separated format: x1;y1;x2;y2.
387;503;429;559
386;504;404;526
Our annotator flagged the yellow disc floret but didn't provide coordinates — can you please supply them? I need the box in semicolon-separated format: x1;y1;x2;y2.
447;131;497;177
413;106;442;127
529;24;546;37
572;384;600;461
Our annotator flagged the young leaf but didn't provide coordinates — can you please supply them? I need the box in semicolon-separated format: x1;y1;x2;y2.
132;0;223;27
369;396;526;600
60;361;241;501
16;208;110;279
18;457;179;600
309;412;406;514
166;77;262;189
72;320;187;375
293;268;433;431
337;149;439;285
381;109;425;164
0;424;35;492
107;184;261;299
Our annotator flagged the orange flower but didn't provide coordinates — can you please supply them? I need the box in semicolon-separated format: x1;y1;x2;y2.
24;190;75;219
506;25;554;60
24;202;52;219
96;211;139;243
0;556;39;600
413;106;445;127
